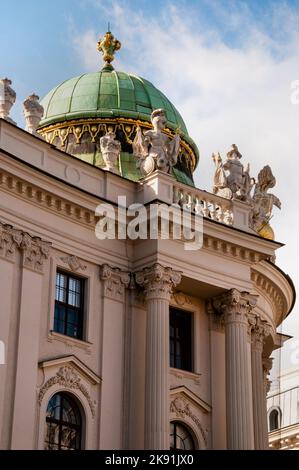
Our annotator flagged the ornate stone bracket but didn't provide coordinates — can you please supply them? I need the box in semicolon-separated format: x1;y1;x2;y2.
38;365;95;417
171;291;199;308
0;221;51;270
60;255;87;272
135;263;182;301
100;263;130;301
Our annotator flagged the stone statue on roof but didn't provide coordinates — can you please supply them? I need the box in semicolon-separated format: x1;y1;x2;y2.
250;165;281;239
100;130;121;174
212;144;255;202
133;108;180;176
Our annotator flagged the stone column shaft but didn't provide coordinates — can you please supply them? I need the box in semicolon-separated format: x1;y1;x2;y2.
213;289;257;449
145;297;169;448
136;264;181;450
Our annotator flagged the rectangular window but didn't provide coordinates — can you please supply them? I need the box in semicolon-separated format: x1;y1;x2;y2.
54;271;85;340
170;307;193;372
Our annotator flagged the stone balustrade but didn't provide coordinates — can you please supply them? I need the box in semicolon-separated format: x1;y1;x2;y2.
173;181;233;225
140;171;253;232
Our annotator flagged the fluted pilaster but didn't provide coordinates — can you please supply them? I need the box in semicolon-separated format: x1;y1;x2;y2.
251;316;270;449
135;264;181;450
213;289;257;449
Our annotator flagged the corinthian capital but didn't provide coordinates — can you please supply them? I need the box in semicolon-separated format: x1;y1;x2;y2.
21;233;51;272
135;263;182;301
100;264;130;301
251;316;271;351
0;222;22;260
212;288;258;324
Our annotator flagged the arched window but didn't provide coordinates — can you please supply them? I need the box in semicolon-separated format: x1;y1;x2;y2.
170;422;195;450
45;392;82;450
269;408;280;431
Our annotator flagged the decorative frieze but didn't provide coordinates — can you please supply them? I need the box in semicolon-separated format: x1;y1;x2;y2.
135;263;182;301
100;263;130;301
0;168;275;268
0;169;97;228
38;118;197;174
202;235;268;263
60;255;87;272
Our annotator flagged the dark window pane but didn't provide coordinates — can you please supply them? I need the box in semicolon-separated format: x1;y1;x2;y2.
169;307;192;371
170;422;195;450
54;305;66;334
66;323;79;338
53;271;84;340
269;409;279;431
45;393;82;450
55;273;67;302
45;422;60;449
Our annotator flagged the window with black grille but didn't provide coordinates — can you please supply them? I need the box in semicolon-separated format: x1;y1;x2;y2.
54;271;85;340
170;307;193;372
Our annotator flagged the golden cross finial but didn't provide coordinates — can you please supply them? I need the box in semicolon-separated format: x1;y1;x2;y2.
97;31;121;69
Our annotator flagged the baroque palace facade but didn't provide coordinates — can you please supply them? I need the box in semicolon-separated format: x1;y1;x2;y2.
0;32;295;450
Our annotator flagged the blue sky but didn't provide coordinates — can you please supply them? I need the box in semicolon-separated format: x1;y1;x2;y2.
2;0;299;375
2;0;299;99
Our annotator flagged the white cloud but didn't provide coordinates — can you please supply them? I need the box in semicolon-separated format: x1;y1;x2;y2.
71;1;299;368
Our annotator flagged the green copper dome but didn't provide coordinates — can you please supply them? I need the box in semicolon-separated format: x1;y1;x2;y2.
40;70;188;134
38;68;199;186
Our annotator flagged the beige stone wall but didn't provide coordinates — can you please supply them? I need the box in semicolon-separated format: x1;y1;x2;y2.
0;120;294;450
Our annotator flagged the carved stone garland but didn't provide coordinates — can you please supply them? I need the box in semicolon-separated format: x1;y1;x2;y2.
38;365;95;417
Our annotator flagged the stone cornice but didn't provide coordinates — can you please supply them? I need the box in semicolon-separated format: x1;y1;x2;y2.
0;221;51;271
0;167;98;228
0;158;278;267
0;164;278;266
202;233;270;264
251;269;286;323
100;263;130;301
135;263;182;301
